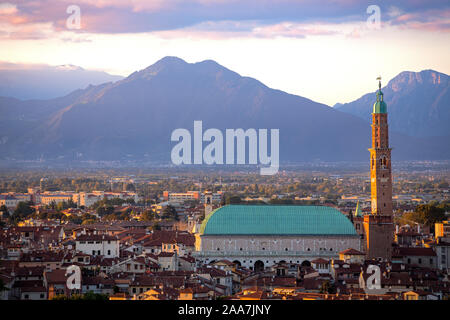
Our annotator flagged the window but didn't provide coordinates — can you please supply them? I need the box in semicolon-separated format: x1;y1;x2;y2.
107;250;111;256
418;258;422;264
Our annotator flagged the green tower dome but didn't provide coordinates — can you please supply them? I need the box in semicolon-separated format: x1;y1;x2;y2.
373;77;387;113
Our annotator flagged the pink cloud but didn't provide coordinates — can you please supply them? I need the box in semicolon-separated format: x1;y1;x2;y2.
0;2;18;15
252;22;339;38
0;1;449;40
391;9;450;32
396;14;416;22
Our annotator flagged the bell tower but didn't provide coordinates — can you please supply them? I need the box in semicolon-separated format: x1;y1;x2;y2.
363;77;394;260
204;190;213;217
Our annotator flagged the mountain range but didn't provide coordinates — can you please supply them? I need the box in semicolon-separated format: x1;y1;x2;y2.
334;70;449;138
0;63;123;100
0;57;448;164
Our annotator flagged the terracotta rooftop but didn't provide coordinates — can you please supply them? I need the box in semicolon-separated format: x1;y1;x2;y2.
339;248;365;256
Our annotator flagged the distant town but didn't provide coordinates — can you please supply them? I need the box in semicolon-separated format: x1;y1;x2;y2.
0;78;449;302
0;166;448;301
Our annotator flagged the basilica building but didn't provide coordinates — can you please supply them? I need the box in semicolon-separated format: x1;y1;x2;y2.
195;205;360;271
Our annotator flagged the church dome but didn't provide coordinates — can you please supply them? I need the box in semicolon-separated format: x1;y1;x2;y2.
199;205;357;236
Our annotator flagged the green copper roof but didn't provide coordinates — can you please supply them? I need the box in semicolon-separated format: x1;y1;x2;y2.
200;205;357;236
373;86;387;114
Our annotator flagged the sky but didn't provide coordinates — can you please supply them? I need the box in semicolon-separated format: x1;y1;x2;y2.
0;0;449;106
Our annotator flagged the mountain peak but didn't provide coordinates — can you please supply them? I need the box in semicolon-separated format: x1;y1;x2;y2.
129;56;188;80
335;69;450;138
388;69;448;91
56;64;84;71
155;56;187;65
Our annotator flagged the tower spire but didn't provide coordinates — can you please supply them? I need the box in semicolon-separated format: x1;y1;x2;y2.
354;200;362;217
364;74;394;260
373;76;386;112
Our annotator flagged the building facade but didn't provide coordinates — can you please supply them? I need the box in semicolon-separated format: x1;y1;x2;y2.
163;191;223;204
75;234;120;258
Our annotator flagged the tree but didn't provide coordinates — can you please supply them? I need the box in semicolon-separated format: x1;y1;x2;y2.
10;201;34;222
97;206;114;217
319;280;336;294
0;205;9;219
82;291;109;300
403;203;446;227
162;205;178;221
141;210;155;222
152;223;161;231
0;279;10;292
225;195;242;205
68;216;83;224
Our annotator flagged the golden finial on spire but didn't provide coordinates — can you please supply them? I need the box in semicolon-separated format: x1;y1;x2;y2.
376;76;382;90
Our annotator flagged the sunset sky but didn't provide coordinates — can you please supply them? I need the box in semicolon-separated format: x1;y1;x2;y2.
1;0;449;105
